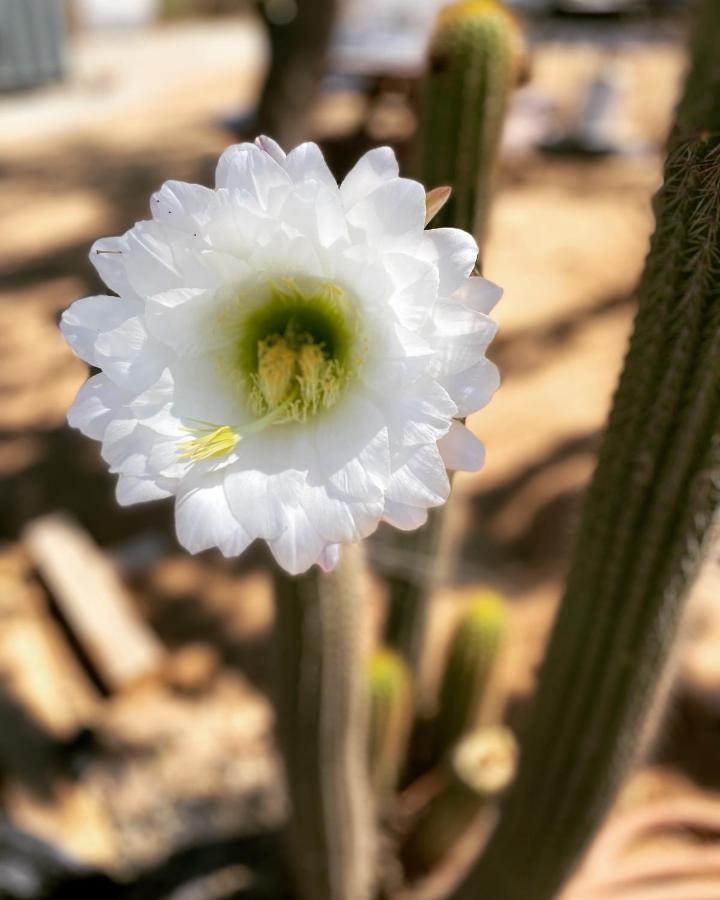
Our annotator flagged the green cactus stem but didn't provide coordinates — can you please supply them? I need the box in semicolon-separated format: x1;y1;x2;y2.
402;727;516;880
272;549;374;900
367;647;413;806
434;591;506;761
450;4;720;899
416;0;520;245
383;0;519;677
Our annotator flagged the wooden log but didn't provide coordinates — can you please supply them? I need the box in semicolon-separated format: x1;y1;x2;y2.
23;513;165;693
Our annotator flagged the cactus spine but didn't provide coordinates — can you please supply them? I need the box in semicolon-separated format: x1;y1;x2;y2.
451;3;720;899
367;648;413;805
435;591;506;760
402;727;516;880
272;548;374;900
416;0;519;244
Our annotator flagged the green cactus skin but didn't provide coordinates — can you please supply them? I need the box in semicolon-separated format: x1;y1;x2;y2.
382;505;451;675
450;5;720;899
383;1;518;677
416;0;517;245
272;549;374;900
367;647;413;806
402;727;516;880
434;591;506;761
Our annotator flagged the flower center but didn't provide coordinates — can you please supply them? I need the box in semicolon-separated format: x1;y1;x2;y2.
236;279;360;424
179;279;364;465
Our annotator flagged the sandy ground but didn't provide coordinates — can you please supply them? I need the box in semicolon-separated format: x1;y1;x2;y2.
3;12;719;890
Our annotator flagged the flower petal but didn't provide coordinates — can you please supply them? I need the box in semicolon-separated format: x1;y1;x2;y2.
176;472;252;557
437;421;486;471
215;143;291;207
453;276;503;315
283;142;338;190
422;228;478;296
116;475;172;505
382;499;429;531
346;177;426;248
61;295;140;366
440;358;500;417
340;146;399;209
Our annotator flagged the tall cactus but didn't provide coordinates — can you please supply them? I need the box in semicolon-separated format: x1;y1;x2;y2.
416;0;520;244
434;590;506;760
367;647;413;806
384;1;519;675
272;549;374;900
451;3;720;898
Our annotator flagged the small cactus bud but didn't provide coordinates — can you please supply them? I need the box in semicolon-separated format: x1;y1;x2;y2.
402;726;517;880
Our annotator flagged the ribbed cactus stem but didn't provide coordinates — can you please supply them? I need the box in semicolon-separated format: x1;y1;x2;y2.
367;648;413;806
416;0;519;244
384;1;518;676
451;4;720;899
272;548;374;900
435;591;506;760
402;727;516;880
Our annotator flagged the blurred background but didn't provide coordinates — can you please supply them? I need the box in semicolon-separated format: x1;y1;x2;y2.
2;1;719;898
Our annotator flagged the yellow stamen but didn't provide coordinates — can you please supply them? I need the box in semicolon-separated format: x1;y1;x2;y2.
179;424;238;462
178;401;295;464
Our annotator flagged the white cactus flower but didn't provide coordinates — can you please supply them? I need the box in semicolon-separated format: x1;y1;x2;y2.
61;138;500;575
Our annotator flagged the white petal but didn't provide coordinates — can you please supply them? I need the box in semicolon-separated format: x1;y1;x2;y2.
224;469;300;541
175;473;252;557
440;358;500;417
431;311;497;377
61;295;140;366
168;356;243;427
340;147;399;209
95;315;172;392
382;500;429;531
279;182;349;249
268;504;327;575
384;253;439;330
346;177;426;248
150;180;215;231
453;276;503;315
255;135;287;163
89;236;135;299
283;142;337;190
215;143;291;207
374;379;455;447
145;288;222;356
67;374;128;439
302;485;383;543
318;543;341;572
116;475;172;505
386;443;450;507
312;391;391;501
437;421;486;472
422;228;478;296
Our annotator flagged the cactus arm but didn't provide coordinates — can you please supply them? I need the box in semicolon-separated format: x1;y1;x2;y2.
416;1;518;243
402;727;516;880
384;1;518;674
272;550;374;900
434;592;506;761
449;4;720;898
367;648;413;806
